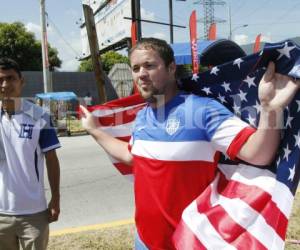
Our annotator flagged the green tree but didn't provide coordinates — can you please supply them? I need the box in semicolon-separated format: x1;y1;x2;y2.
78;50;129;73
0;22;61;71
78;58;93;72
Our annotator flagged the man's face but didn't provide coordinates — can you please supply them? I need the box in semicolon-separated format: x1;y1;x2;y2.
0;68;24;99
130;48;176;102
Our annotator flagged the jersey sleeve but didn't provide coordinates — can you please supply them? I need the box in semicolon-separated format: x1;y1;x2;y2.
39;114;61;153
204;99;255;160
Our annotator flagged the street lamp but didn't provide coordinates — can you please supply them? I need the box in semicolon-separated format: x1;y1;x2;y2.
229;24;248;40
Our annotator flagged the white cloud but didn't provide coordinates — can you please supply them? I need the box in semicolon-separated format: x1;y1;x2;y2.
25;22;41;33
54;37;82;71
25;22;54;40
25;22;41;38
234;34;249;45
25;22;81;71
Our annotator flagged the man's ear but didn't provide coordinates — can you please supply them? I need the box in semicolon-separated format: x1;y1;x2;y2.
20;77;25;88
168;62;176;74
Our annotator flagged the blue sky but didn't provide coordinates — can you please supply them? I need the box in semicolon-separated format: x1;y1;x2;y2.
1;0;300;71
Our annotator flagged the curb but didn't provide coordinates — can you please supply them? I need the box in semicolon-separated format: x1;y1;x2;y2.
50;218;134;237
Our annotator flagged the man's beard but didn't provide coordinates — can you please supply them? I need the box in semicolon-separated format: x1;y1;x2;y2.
138;84;166;104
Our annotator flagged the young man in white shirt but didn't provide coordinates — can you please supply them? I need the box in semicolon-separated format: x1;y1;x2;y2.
0;58;61;250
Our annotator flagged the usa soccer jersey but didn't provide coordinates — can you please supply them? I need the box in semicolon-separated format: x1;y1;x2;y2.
129;92;256;249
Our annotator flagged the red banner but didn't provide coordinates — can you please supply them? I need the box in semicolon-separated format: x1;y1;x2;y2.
131;21;139;94
131;21;137;47
253;34;262;53
208;23;216;40
189;10;199;74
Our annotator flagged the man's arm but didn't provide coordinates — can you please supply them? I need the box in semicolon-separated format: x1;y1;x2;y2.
238;62;299;165
45;149;60;223
80;105;133;165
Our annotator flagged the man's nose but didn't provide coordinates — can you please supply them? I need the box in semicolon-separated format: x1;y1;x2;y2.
138;67;148;77
1;80;8;87
0;79;9;92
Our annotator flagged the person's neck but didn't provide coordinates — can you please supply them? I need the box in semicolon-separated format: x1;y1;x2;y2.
1;98;21;117
149;85;179;109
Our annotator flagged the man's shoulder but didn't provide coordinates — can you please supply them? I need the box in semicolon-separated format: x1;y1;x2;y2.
182;93;213;106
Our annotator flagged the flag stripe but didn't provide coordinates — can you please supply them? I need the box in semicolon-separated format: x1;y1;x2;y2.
115;136;131;142
181;200;237;249
197;186;268;250
113;162;132;175
217;171;288;240
218;164;294;217
100;122;134;138
173;219;207;250
96;105;144;126
195;174;285;249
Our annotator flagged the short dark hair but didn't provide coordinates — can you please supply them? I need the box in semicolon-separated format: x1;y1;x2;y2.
129;37;175;66
0;58;22;78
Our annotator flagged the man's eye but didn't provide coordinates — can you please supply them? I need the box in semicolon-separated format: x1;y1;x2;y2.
132;67;139;72
145;64;154;69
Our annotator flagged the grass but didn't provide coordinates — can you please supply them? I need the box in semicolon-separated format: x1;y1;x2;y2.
48;191;300;250
285;190;300;250
49;224;134;250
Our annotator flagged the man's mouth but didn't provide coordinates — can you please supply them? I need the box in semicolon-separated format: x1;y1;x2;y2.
139;81;151;88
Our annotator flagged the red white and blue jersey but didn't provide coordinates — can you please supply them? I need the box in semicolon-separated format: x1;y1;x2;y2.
129;92;256;250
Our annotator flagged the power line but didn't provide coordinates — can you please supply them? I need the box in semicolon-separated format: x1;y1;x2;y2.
236;0;271;23
32;0;81;58
46;15;81;58
231;1;248;18
235;20;300;26
266;1;300;33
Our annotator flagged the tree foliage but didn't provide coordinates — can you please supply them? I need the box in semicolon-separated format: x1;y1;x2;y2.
0;22;61;71
78;50;130;73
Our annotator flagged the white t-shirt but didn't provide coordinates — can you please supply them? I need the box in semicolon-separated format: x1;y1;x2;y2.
84;96;92;106
0;100;60;215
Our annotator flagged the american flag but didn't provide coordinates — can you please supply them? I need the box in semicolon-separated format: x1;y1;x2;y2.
90;40;300;249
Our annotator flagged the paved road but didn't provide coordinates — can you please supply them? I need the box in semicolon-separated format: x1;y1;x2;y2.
45;135;134;231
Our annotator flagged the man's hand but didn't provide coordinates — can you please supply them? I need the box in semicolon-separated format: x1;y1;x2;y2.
48;196;60;223
259;61;299;111
80;105;99;133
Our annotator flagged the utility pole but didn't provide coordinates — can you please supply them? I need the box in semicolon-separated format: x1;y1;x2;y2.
228;3;232;40
133;0;142;40
169;0;174;43
82;3;107;103
40;0;50;93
